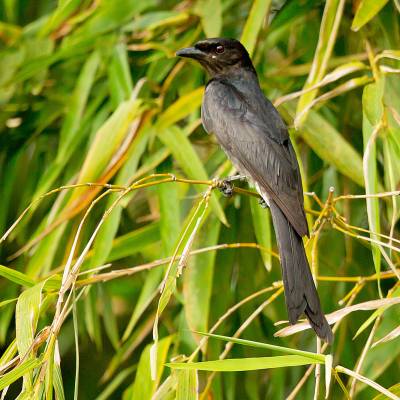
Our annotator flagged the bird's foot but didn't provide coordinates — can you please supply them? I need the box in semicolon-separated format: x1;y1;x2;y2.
218;180;234;197
258;197;269;209
214;175;247;197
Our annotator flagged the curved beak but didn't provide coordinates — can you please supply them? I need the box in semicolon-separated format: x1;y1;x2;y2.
176;47;205;60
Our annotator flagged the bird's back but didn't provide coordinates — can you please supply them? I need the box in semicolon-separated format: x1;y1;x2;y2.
202;72;308;237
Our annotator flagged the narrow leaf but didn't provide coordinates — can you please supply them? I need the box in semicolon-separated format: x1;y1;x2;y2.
240;0;271;57
351;0;389;32
167;355;321;371
176;369;198;400
0;265;35;287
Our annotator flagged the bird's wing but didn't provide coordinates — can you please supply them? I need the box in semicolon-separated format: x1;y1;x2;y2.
202;79;308;237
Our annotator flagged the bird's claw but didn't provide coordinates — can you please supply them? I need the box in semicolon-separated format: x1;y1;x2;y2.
214;175;246;197
258;197;269;208
218;180;234;197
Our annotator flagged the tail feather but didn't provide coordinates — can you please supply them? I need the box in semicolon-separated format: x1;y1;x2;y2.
270;202;333;343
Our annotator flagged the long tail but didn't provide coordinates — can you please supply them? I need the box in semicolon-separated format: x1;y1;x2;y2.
270;202;333;343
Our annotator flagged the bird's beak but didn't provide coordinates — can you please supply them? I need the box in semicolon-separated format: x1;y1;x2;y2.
176;47;205;60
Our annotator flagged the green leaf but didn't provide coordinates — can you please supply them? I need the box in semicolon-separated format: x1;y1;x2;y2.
372;383;400;400
249;197;272;271
156;87;204;131
63;0;155;46
362;81;384;291
167;355;322;371
194;332;325;362
88;121;150;270
53;360;65;400
107;222;160;262
157;161;181;256
73;93;145;196
0;297;18;309
351;0;389;32
158;126;227;225
108;43;133;106
84;286;102;350
282;103;364;187
240;0;272;57
39;0;82;36
58;51;101;159
0;358;42;391
354;287;400;339
176;369;198;400
15;280;48;389
0;339;17;368
183;216;221;337
131;336;172;399
195;0;222;37
295;0;346;127
96;366;136;400
102;285;119;350
121;269;161;342
152;191;212;378
0;265;35;287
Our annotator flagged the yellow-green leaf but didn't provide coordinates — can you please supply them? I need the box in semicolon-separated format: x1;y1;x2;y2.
167;355;322;371
240;0;272;57
351;0;389;32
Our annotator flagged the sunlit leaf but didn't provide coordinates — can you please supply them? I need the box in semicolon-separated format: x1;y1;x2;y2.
351;0;389;32
241;0;272;57
176;369;198;400
167;355;322;371
295;0;346;127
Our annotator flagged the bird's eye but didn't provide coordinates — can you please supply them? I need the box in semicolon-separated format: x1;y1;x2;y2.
215;45;224;54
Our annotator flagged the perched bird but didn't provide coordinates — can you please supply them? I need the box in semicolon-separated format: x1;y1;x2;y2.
176;38;333;343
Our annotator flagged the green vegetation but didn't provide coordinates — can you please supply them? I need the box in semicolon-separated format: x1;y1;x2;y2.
0;0;399;398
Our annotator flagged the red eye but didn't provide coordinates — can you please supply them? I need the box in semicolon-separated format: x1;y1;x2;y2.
215;45;224;54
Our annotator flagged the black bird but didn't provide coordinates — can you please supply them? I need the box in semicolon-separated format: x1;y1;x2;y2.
176;38;333;343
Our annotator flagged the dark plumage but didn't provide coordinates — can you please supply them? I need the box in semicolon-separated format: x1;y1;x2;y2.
176;38;333;343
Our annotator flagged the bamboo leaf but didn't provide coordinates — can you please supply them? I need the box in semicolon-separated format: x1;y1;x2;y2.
131;336;172;399
195;0;222;38
156;87;204;131
240;0;272;57
176;369;198;400
194;332;325;362
0;265;35;287
15;281;48;389
282;103;364;187
275;297;400;338
362;81;384;292
96;366;136;400
158;126;227;225
183;216;221;338
74;93;145;192
351;0;389;32
152;191;211;379
372;383;400;400
372;325;400;347
249;197;272;271
167;355;322;371
0;358;42;391
107;223;160;262
295;0;346;127
108;43;133;106
36;50;101;197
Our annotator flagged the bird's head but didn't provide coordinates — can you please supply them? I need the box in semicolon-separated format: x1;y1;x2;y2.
176;38;255;76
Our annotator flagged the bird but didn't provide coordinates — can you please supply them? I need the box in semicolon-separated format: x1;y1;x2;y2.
176;38;333;343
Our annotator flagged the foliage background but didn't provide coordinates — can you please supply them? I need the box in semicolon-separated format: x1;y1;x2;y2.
0;0;400;398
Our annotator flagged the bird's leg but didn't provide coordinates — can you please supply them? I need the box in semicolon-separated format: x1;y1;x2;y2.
258;197;269;209
215;175;247;197
224;174;247;182
218;180;234;197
